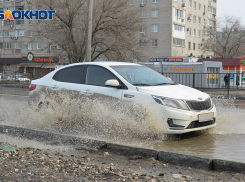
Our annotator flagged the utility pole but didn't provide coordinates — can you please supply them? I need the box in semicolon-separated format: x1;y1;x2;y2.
86;0;93;62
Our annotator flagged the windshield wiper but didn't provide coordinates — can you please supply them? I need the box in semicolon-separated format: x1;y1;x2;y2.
133;84;152;86
155;83;177;86
155;83;170;86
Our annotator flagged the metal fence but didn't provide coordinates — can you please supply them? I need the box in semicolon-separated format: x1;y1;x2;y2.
162;73;244;90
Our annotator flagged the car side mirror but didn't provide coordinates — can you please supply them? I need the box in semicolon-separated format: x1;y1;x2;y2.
105;79;122;89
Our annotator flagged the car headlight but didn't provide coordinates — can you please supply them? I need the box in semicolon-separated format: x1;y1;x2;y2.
152;95;189;110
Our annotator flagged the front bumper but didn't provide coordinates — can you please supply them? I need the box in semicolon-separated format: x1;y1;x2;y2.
160;105;217;134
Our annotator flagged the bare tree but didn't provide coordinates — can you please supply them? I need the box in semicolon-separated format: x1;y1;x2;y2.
203;16;245;58
37;0;141;63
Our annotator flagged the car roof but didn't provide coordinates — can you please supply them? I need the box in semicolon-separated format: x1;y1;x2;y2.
63;61;139;67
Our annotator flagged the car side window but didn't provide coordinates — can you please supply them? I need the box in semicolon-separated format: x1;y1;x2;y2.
85;66;117;87
53;66;85;84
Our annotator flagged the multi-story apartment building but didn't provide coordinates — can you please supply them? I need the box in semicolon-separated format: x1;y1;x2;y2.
0;0;59;78
132;0;217;61
0;0;217;78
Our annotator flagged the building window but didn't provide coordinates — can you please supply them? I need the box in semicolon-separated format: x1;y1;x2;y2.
174;24;184;32
28;43;32;50
128;0;132;5
5;43;14;49
153;0;158;3
194;2;196;9
198;30;201;37
152;25;158;32
139;40;144;47
37;42;42;49
15;42;22;49
140;11;146;18
15;30;25;37
199;3;201;10
212;20;216;27
198;43;201;50
198;17;201;24
189;0;192;7
0;32;3;37
208;6;212;13
29;31;32;37
188;42;191;49
203;5;206;13
187;28;191;35
0;43;3;49
175;9;184;19
208;19;211;26
173;38;185;47
213;8;216;15
4;7;14;12
207;31;211;38
152;10;158;17
193;29;196;36
193;43;196;50
16;20;24;25
152;39;157;47
140;25;145;33
29;20;32;25
4;31;14;37
4;20;14;26
203;19;206;25
140;0;146;4
57;45;61;49
193;15;196;23
187;14;192;22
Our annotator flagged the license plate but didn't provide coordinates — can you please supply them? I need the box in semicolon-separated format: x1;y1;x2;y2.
198;113;214;122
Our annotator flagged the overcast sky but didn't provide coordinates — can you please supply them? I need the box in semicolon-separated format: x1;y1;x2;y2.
217;0;245;25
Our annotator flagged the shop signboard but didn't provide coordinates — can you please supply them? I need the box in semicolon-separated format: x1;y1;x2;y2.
170;67;194;72
242;74;245;80
151;58;168;62
151;57;184;62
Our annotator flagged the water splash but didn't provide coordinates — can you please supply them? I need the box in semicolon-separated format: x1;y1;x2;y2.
1;93;167;144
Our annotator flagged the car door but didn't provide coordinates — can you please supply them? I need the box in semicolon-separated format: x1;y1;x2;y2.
47;65;86;102
81;65;124;103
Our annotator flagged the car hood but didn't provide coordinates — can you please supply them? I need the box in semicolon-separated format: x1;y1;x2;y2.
136;84;209;101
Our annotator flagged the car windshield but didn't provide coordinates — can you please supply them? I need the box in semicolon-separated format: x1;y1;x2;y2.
110;65;175;86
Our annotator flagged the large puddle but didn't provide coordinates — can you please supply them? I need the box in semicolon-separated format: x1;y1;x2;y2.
0;93;245;163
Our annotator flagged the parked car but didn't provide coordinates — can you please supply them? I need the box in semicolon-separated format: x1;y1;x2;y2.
29;62;217;134
7;75;30;82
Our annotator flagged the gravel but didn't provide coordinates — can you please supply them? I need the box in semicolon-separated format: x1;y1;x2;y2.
0;141;245;182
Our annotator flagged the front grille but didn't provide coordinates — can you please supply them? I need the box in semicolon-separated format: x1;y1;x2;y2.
187;119;215;129
186;98;212;111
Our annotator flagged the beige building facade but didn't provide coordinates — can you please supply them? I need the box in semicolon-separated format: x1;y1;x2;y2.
131;0;217;61
0;0;61;78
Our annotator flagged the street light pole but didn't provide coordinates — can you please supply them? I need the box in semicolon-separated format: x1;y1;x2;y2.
86;0;93;62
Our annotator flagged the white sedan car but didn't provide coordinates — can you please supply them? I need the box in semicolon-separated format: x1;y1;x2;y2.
29;62;216;134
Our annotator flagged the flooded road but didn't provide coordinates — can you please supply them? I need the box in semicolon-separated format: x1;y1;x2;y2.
0;91;245;163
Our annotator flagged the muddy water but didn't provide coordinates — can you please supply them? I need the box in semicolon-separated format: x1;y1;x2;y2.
1;94;245;163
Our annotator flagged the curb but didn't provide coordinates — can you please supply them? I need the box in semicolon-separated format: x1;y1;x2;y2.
0;84;29;88
158;151;213;170
0;124;244;173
